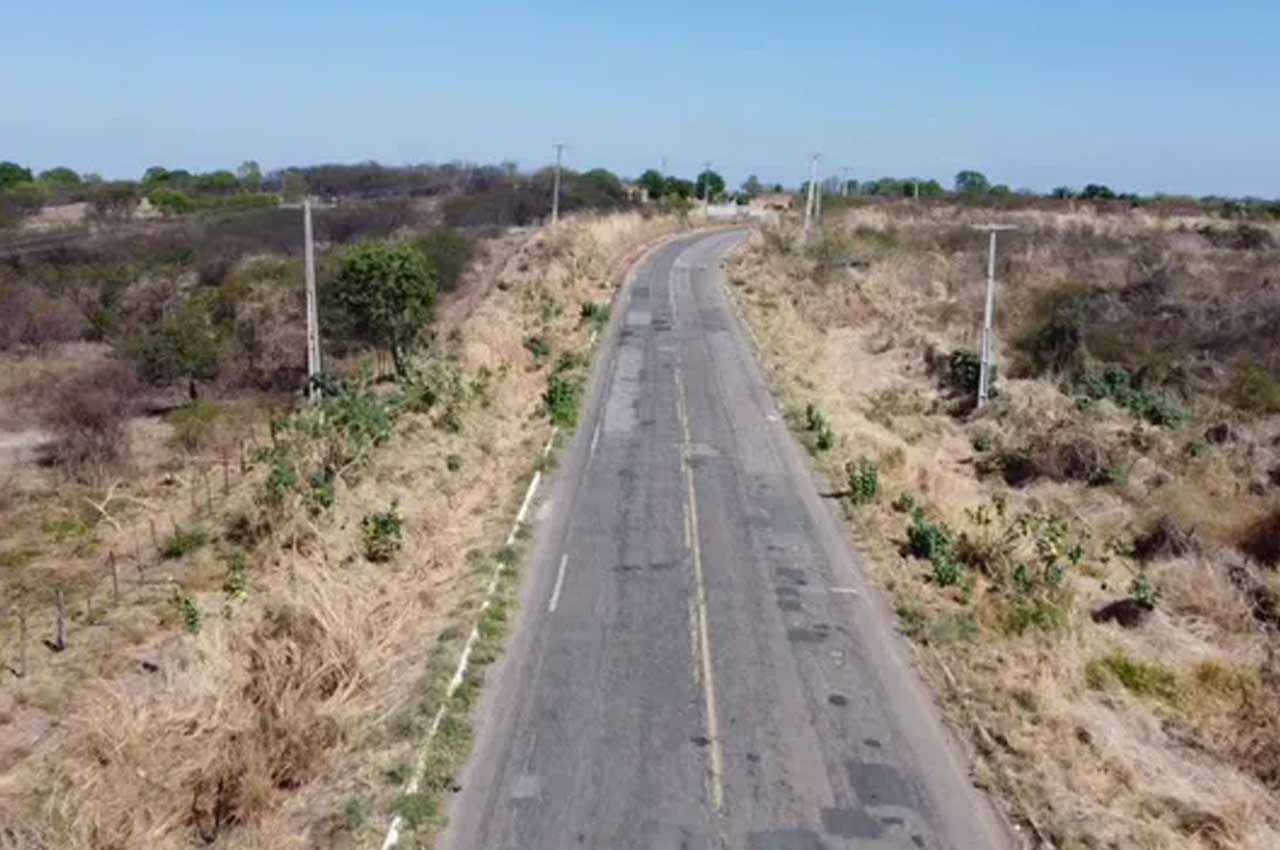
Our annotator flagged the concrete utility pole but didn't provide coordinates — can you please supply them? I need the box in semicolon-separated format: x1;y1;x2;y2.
802;154;820;243
841;166;852;197
303;198;320;400
972;224;1018;409
550;143;566;228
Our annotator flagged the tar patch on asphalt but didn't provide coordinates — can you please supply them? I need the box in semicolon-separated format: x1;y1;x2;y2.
846;760;914;809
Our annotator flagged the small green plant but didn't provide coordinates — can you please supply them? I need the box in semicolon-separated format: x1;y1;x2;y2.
1183;439;1208;458
446;453;463;472
342;796;365;830
173;590;201;634
804;403;835;451
999;598;1067;635
970;431;993;453
892;492;918;513
1131;574;1159;607
543;371;581;427
224;550;248;600
1074;366;1186;427
523;335;550;360
361;502;404;562
942;349;995;399
161;526;208;560
580;301;610;331
845;457;879;506
906;505;961;585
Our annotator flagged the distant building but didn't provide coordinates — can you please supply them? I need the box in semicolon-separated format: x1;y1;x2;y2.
751;193;795;212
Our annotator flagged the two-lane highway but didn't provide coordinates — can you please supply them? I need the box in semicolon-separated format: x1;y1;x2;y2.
436;230;1010;850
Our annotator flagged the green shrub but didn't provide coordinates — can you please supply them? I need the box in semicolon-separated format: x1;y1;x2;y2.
148;188;195;216
907;506;961;585
446;454;463;472
543;372;581;427
580;301;610;331
414;227;475;293
1000;598;1067;635
845;457;879;506
1183;439;1208;458
1131;574;1159;607
942;349;995;398
1074;366;1186;427
224;550;249;600
161;526;208;560
804;403;835;451
362;503;404;562
523;335;550;361
970;431;993;453
173;590;201;634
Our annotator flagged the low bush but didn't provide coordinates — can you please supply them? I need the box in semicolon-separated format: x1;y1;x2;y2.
579;301;610;332
362;503;404;561
940;349;994;399
1018;287;1090;374
845;457;879;506
543;372;581;427
161;526;209;560
415;227;475;293
0;281;84;351
803;403;835;451
1074;365;1186;427
1238;508;1280;567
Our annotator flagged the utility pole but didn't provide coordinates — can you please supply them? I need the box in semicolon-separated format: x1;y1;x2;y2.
972;224;1018;409
551;143;566;228
841;166;852;198
802;154;820;244
303;198;320;400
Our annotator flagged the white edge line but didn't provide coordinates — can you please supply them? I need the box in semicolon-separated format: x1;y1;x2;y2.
380;425;559;850
588;419;602;459
548;554;568;612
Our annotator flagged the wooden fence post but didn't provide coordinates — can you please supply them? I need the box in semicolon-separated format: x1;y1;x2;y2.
53;590;66;652
109;550;120;603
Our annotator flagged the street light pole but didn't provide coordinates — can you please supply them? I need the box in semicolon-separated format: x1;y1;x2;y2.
972;224;1018;409
303;198;320;400
802;154;820;244
551;143;566;228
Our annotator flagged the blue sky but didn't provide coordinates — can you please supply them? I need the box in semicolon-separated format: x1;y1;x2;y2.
4;1;1278;196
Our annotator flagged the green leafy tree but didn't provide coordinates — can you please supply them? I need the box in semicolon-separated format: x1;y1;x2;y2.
148;188;194;215
989;184;1013;197
1052;186;1076;199
38;166;81;188
663;176;694;199
236;160;263;191
194;170;239;195
332;241;437;378
695;169;726;201
637;169;665;200
0;161;33;191
741;174;764;197
1080;184;1116;200
7;181;47;212
954;170;991;195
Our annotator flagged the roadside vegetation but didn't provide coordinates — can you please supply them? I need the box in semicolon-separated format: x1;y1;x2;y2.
728;201;1280;850
0;172;682;849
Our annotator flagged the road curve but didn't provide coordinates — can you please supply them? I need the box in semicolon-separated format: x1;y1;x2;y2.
436;230;1011;850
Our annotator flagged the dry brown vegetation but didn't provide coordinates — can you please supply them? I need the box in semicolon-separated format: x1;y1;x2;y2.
0;211;682;848
728;202;1280;850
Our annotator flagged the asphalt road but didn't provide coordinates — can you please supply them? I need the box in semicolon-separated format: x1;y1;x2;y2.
437;230;1011;850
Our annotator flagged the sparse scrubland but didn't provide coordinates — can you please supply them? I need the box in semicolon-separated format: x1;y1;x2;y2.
729;201;1280;850
0;204;682;848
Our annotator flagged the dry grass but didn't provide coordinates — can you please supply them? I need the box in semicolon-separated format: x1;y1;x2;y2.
728;203;1280;849
0;211;683;849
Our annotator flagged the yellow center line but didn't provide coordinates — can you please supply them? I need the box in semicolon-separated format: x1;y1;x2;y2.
674;359;725;815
